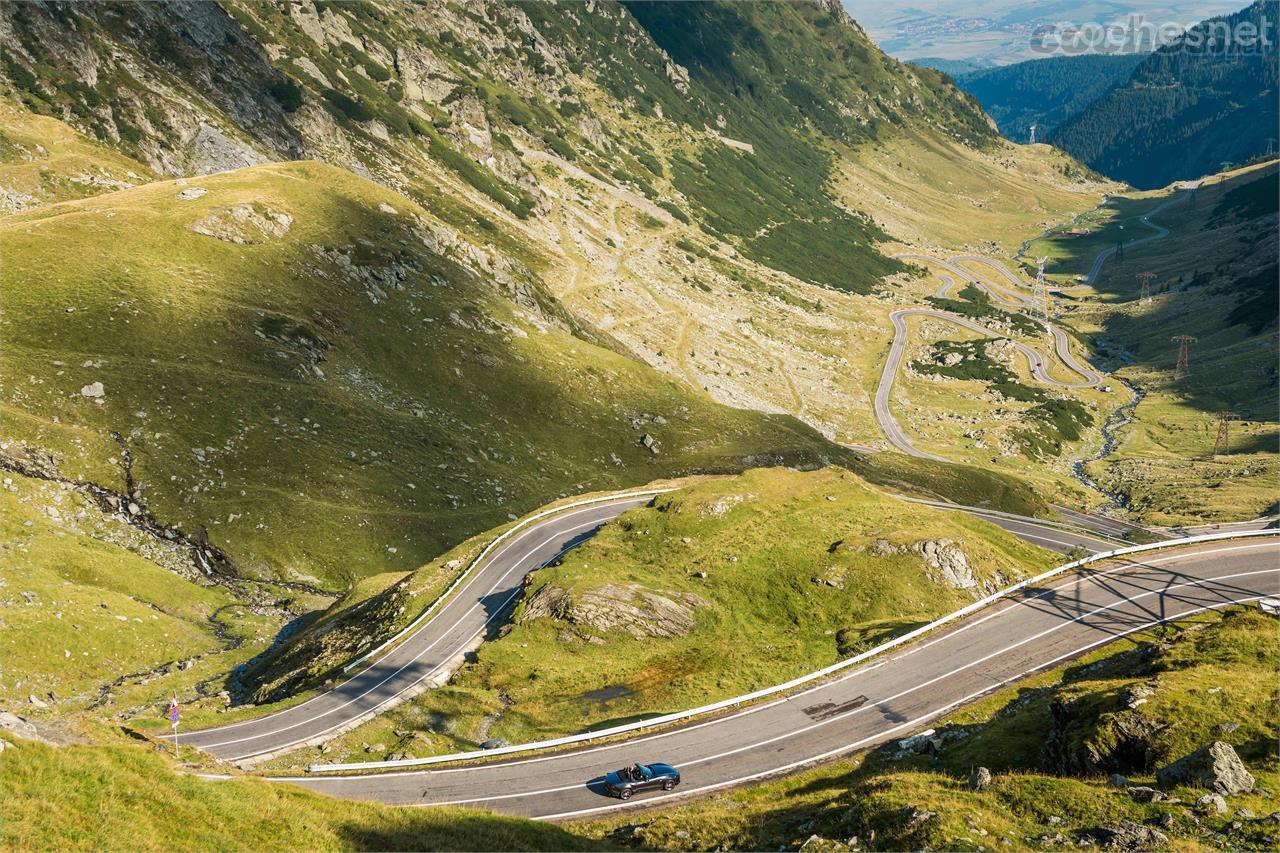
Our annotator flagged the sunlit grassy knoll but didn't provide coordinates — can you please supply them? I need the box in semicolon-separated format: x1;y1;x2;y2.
1;159;854;592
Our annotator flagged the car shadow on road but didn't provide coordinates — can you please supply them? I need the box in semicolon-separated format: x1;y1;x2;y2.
584;775;616;799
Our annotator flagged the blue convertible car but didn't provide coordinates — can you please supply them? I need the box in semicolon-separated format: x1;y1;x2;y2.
602;762;681;799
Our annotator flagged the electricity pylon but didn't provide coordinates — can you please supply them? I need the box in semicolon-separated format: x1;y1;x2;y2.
1213;411;1237;456
1031;256;1052;322
1029;122;1038;145
1137;271;1156;305
1171;335;1197;380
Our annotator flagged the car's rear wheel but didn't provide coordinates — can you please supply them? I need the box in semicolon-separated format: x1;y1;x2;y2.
619;788;632;800
663;779;675;790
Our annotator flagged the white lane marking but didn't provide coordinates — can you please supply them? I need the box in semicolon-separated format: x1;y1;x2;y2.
305;560;1274;788
181;499;646;739
531;593;1266;820
197;514;615;754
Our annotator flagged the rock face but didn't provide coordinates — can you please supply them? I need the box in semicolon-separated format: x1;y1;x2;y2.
521;581;707;639
1156;741;1255;795
1096;819;1169;851
912;539;976;589
189;203;293;244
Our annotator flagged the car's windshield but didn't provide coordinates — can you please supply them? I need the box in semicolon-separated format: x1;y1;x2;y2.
636;764;653;778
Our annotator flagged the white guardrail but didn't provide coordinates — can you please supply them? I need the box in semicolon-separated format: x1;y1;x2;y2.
310;527;1277;773
341;487;678;675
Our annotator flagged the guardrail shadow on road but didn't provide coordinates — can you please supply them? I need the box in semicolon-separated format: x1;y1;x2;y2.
1011;556;1267;638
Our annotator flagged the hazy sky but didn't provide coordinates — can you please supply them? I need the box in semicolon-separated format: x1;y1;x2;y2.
847;0;1251;65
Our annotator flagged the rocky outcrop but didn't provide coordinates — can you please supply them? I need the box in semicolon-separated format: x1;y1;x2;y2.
969;766;992;791
1095;819;1169;851
1044;697;1167;777
521;582;707;639
189;203;293;244
912;539;976;589
1156;741;1255;796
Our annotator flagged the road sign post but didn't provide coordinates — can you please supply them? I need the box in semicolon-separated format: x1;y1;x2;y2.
168;697;180;759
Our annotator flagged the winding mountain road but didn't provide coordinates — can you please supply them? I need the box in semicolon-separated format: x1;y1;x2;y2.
1084;190;1192;285
173;496;654;765
279;537;1278;818
873;307;1101;462
176;488;1124;766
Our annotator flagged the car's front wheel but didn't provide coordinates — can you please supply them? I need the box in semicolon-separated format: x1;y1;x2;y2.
619;788;632;800
663;779;675;791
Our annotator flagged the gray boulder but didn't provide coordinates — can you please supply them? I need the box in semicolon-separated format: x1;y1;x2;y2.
521;582;707;639
0;712;38;741
1127;786;1169;803
969;766;992;791
1196;793;1228;815
1156;741;1255;795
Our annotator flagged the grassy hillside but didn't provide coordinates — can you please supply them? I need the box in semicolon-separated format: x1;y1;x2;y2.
1024;161;1278;523
250;467;1055;769
0;158;853;590
0;467;306;717
0;98;155;212
1050;1;1279;189
575;606;1280;851
1;730;604;852
956;53;1146;142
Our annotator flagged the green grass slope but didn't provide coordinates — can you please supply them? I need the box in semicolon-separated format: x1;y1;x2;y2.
0;159;849;590
0;98;155;212
255;467;1055;768
0;732;605;852
575;606;1280;851
0;467;293;715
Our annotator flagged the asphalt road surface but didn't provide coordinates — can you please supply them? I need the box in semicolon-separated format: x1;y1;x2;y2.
173;496;653;764
282;537;1278;817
